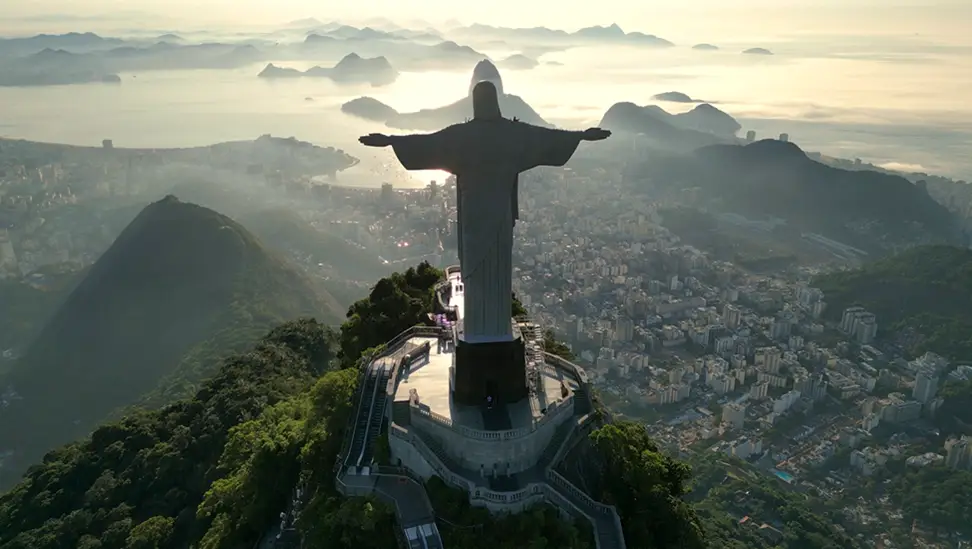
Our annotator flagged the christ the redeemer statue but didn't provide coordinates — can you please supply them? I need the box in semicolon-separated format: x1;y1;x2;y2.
360;80;609;405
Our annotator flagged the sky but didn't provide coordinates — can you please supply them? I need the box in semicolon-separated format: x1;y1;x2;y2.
2;0;971;44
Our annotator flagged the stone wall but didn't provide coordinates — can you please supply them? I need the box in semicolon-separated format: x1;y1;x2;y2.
389;425;437;479
410;398;572;475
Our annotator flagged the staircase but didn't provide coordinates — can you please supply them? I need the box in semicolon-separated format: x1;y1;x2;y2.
361;368;391;464
415;430;467;476
520;322;545;363
537;418;574;470
547;479;625;549
572;383;592;416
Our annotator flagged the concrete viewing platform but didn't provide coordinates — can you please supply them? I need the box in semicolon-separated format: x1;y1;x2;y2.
392;334;578;432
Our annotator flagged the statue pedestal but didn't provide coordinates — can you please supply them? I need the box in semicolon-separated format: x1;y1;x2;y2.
453;337;527;407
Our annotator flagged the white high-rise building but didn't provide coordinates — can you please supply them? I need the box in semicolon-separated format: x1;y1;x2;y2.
913;367;940;404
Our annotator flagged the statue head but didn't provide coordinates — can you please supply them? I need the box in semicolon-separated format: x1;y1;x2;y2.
472;80;502;121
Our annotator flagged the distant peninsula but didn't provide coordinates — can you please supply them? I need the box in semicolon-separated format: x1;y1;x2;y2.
498;53;539;70
0;134;359;179
258;53;398;86
743;47;774;55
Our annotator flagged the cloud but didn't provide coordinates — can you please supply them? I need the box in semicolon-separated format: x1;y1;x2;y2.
878;161;928;173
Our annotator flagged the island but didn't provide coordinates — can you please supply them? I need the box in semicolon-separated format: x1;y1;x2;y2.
257;53;398;86
652;91;697;103
743;47;774;55
693;43;719;50
498;53;539;70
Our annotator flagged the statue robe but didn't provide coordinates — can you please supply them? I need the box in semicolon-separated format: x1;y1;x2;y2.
389;118;583;343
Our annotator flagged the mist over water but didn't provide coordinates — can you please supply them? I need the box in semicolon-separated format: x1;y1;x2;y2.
1;35;970;184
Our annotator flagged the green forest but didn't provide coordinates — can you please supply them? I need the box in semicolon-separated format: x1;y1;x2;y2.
815;245;972;359
0;261;877;549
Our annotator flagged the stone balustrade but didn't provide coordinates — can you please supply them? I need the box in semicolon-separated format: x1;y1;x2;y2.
470;482;546;507
542;352;588;385
409;393;575;442
391;424;549;510
547;470;618;518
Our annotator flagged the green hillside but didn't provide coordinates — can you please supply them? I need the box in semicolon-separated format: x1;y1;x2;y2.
0;319;341;549
815;245;972;358
238;208;386;280
0;196;343;489
0;268;81;357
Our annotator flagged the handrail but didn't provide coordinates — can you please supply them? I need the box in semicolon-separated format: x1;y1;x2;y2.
543;352;588;385
356;364;386;467
335;471;431;549
336;324;444;473
335;360;370;472
545;469;627;549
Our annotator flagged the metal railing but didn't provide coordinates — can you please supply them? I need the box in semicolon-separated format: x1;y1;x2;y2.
390;425;548;508
335;325;445;473
545;470;627;549
335;472;423;549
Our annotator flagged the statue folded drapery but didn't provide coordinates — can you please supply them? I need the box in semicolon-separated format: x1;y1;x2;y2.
362;81;609;343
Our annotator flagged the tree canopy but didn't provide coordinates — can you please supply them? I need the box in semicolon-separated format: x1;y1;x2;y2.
0;261;866;549
815;245;972;359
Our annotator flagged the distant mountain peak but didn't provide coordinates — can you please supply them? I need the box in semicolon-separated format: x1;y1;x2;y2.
469;58;503;95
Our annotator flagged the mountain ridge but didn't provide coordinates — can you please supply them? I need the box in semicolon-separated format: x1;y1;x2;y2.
0;196;342;489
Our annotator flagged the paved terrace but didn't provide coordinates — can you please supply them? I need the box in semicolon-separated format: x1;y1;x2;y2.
393;335;578;433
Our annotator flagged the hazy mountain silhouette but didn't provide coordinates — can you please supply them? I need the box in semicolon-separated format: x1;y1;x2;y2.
743;47;774;55
300;29;484;70
693;43;719;51
599;102;741;148
259;53;398;86
341;59;551;130
0;30;485;85
635;140;960;246
455;22;673;47
652;91;698;103
0;196;343;488
0;32;123;55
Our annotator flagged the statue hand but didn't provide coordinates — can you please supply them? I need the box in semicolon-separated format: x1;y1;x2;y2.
359;133;392;147
582;128;611;141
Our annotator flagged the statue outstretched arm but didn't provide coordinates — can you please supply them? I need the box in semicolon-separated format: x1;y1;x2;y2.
514;122;611;171
359;126;463;172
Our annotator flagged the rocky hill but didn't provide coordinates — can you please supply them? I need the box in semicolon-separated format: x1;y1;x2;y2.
598;102;729;151
258;53;398;86
0;196;342;488
631;140;960;250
